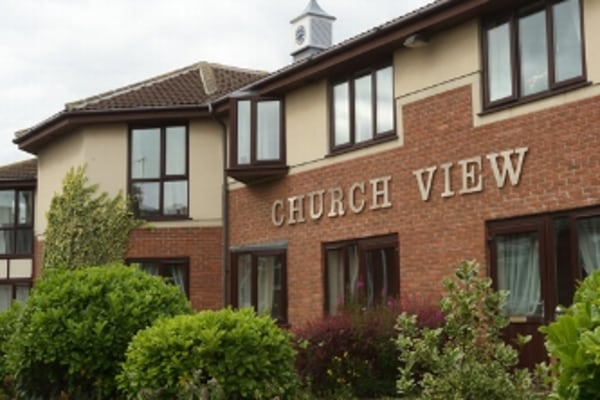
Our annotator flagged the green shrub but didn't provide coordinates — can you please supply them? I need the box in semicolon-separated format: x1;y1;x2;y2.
118;307;299;400
6;264;191;399
542;269;600;399
396;260;547;400
0;301;23;396
293;303;441;399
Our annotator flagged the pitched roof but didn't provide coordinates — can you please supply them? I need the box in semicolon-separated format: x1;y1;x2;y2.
65;62;267;112
0;158;37;182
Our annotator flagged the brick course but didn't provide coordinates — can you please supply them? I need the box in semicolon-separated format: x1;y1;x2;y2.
228;85;600;326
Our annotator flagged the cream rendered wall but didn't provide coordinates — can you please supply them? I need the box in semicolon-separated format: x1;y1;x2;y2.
188;119;223;225
285;80;329;167
36;131;85;235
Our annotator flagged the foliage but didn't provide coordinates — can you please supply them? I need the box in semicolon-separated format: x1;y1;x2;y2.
43;165;143;270
6;264;191;399
0;301;23;397
396;260;547;400
118;308;299;400
293;302;442;399
542;269;600;399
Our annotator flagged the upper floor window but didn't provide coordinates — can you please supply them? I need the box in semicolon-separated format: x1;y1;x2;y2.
0;189;33;256
228;98;287;184
231;249;287;323
483;0;584;109
331;65;395;152
324;233;398;315
129;125;188;219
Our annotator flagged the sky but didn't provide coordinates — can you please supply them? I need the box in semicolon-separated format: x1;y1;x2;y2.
0;0;432;165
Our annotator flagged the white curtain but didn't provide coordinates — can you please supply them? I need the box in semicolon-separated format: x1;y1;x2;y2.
237;255;252;309
139;263;159;275
256;101;280;161
327;250;344;315
170;265;187;296
0;285;12;311
497;234;542;316
578;217;600;276
257;256;275;316
349;245;359;297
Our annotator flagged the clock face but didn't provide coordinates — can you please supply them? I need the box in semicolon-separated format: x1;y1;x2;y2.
295;25;306;45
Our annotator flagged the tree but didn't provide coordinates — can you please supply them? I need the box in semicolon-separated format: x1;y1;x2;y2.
43;165;143;270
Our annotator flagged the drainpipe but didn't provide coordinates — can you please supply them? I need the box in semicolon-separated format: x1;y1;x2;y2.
208;102;229;308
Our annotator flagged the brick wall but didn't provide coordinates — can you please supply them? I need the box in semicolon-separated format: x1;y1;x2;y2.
228;85;600;326
34;226;224;311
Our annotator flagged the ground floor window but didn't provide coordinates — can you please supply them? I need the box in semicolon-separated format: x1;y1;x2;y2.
324;233;398;315
231;250;287;323
128;259;189;298
0;282;30;311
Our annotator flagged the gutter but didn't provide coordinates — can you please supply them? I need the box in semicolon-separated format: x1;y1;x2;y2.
208;102;230;308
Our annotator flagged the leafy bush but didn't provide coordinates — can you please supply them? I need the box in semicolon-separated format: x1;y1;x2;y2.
43;165;143;270
0;301;23;397
396;260;546;400
118;308;299;400
6;264;191;399
293;303;441;399
542;269;600;399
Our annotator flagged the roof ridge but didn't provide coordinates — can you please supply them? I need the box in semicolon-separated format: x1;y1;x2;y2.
0;158;37;168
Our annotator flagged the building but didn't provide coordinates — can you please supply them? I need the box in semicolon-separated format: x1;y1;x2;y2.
4;0;600;367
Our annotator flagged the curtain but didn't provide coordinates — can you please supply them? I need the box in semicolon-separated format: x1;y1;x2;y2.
237;255;252;309
257;256;275;316
15;286;29;303
170;265;187;296
577;217;600;276
0;285;11;312
349;245;359;298
497;233;542;316
139;263;159;275
256;101;280;161
327;250;344;315
366;251;374;308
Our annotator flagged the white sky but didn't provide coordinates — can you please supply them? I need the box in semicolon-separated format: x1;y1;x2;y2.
0;0;432;165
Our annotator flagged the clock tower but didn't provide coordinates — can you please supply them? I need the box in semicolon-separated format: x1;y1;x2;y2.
290;0;336;62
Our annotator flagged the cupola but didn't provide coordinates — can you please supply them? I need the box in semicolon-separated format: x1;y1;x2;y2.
290;0;336;62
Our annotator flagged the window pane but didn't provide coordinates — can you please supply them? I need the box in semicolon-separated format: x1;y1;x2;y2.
333;82;350;146
166;126;186;176
132;182;160;217
553;218;575;308
237;254;252;309
16;229;32;254
354;75;373;143
18;191;33;226
519;10;549;96
326;249;345;315
258;255;283;320
487;22;513;102
163;181;188;216
0;285;11;312
15;285;30;303
496;232;542;316
131;128;161;179
139;262;159;275
577;216;600;277
0;230;13;255
256;101;281;161
376;66;394;134
167;263;188;297
553;0;582;82
237;100;251;164
366;247;395;307
0;191;15;228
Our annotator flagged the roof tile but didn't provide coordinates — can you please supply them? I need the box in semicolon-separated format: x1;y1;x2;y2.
0;159;37;181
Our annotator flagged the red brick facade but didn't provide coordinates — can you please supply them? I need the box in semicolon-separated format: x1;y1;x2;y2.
127;226;223;310
228;85;600;326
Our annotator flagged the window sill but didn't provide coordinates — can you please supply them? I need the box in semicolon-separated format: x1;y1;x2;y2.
139;215;192;222
328;133;397;158
227;164;289;185
480;80;591;116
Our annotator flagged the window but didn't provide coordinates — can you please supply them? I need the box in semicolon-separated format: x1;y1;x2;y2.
483;0;584;108
130;259;189;298
324;234;398;315
0;282;30;311
231;250;287;323
331;65;395;152
129;124;188;218
0;189;33;256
